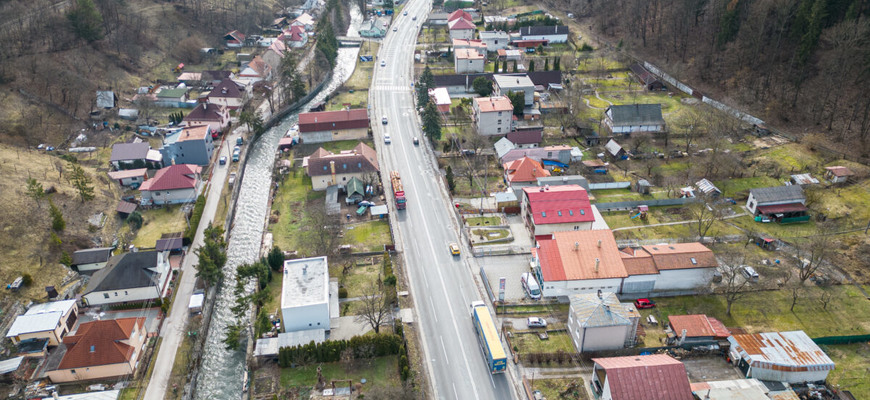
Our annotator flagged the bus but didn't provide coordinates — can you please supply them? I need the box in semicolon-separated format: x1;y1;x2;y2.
470;301;507;374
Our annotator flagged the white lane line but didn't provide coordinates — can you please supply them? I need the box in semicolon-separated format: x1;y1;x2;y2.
489;371;496;389
428;295;438;323
439;335;449;365
453;382;459;399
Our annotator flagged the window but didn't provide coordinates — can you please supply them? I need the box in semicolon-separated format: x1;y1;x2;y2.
690;257;697;265
114;292;118;296
104;293;110;299
497;127;502;133
358;163;362;168
557;211;562;216
498;120;502;124
323;166;328;170
125;291;128;295
498;111;502;116
541;211;546;217
342;163;347;169
343;177;346;181
574;226;579;230
71;369;76;374
548;152;553;157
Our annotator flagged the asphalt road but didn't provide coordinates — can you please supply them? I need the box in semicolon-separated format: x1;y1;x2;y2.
371;2;516;399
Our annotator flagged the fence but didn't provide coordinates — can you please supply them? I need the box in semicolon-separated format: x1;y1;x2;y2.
589;181;632;190
615;234;744;248
813;334;870;345
595;197;697;211
479;266;495;303
472;245;531;257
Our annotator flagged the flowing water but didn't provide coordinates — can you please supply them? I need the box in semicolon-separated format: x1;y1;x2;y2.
194;6;363;399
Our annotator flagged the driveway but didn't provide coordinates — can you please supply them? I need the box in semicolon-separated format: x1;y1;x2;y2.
478;254;533;302
77;307;162;335
505;215;532;250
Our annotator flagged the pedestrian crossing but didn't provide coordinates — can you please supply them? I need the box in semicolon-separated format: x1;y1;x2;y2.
374;84;411;91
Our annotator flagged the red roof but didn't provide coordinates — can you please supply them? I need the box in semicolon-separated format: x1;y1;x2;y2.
299;109;369;133
523;185;594;224
593;354;693;400
668;314;731;338
58;318;144;369
448;18;476;30
756;203;808;214
503;157;550;183
825;166;854;177
537;230;627;282
139;164;201;192
447;9;473;22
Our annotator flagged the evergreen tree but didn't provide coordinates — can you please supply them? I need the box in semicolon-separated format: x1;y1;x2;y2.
67;0;103;42
446;166;456;192
422;102;442;141
512;60;518;72
507;91;524;116
26;178;45;208
69;163;95;202
544;58;550;71
529;60;536;72
195;224;227;287
472;76;493;96
49;200;65;232
554;56;561;70
493;58;500;73
267;246;285;271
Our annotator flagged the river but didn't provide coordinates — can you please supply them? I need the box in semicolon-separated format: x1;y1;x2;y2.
193;5;363;399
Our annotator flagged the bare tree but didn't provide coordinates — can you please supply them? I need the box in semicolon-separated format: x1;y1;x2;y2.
355;280;391;334
714;249;751;316
688;195;726;241
791;223;834;283
817;289;834;310
301;202;343;257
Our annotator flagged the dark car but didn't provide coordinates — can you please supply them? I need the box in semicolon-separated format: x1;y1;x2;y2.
634;298;656;309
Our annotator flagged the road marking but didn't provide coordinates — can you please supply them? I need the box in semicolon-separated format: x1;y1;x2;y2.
439;335;449;365
428;295;438;323
453;382;459;399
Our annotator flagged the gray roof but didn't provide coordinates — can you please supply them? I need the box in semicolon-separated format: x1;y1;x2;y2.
493;74;534;89
606;104;664;126
494;191;517;203
6;312;63;337
494;137;516;159
428;12;449;21
695;179;721;195
110;142;150;162
96;91;115;109
39;390;121;400
749;185;805;204
85;251;160;293
0;356;24;375
281;257;329;309
72;247;114;266
520;25;569;37
155;237;184;251
569;292;639;328
536;175;590;191
254;329;326;357
605;139;623;156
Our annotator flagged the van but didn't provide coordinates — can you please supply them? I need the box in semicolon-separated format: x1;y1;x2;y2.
741;266;759;282
521;272;542;300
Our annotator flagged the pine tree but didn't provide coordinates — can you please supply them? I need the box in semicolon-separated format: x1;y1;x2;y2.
544;58;550;71
512;60;518;72
422;102;442;141
69;163;95;202
67;0;103;42
554;56;561;71
529;60;535;72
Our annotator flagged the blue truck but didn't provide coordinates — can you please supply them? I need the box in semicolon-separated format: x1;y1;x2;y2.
470;301;507;374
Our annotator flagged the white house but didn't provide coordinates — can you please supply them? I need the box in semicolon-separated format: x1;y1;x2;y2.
479;31;510;51
281;257;331;332
5;300;78;346
448;17;476;40
522;185;595;238
493;74;535;106
567;292;639;353
182;103;230;132
107;169;148;188
454;48;485;73
745;185;807;221
592;354;693;400
138;164;201;205
305;143;380;191
519;25;570;44
207;79;246;110
82;251;173;306
71;247;114;272
472;96;513;136
604;104;665;134
824;165;854;184
728;331;835;383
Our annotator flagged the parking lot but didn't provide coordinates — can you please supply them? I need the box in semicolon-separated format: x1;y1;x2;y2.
478;254;533;302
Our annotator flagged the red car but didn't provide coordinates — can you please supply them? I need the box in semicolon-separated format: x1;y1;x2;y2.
634;298;656;309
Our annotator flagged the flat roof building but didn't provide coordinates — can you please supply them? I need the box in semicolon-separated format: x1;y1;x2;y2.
281;256;331;332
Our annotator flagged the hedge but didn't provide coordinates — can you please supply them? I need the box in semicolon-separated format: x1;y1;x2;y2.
184;195;207;245
278;333;402;367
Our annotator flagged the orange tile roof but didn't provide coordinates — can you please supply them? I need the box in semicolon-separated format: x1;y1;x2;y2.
503;157;550;183
668;314;731;338
640;243;716;270
537;230;628;281
619;247;657;275
475;96;513;112
455;48;484;60
177;125;210;142
58;318;144;369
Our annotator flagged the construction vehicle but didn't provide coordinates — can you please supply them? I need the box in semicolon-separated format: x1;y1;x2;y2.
390;171;406;210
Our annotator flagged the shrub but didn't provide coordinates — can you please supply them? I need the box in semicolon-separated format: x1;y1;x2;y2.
383;274;397;286
127;211;143;230
184;195;207;244
59;251;73;267
49;201;65;232
21;274;33;286
338;287;348;298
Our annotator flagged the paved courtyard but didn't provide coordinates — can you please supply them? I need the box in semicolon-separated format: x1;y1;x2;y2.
77;307;163;335
477;254;533;302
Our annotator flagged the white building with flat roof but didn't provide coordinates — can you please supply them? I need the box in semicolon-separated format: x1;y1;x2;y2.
281;256;331;332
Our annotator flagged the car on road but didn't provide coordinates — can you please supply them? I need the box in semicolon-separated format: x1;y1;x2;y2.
380;60;386;67
403;10;408;15
634;298;656;309
219;156;227;165
382;115;388;124
449;243;460;256
412;16;417;20
393;27;398;32
413;137;419;145
384;134;392;144
527;317;547;328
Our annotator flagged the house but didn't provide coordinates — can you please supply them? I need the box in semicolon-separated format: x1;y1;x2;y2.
506;129;542;149
604;104;665;134
746;185;808;222
447;9;473;22
291;12;315;31
727;331;835;383
454;49;485;73
494;137;515;159
262;40;288;71
159;125;215;166
182;103;230;132
201;70;234;86
154;88;189;107
299;108;370;144
283;25;308;48
46;318;146;383
789;173;819;186
110;142;162;170
96;91;116;109
155;237;184;253
522;185;594;238
501;145;572;165
270;16;288;30
224;30;246;47
503;157;550;187
452;38;487;54
604;139;626;160
479;31;510;51
138;164;202;205
519;25;570;44
107;168;147;188
82;251;172;306
629;63;665;91
429;88;451;113
239;56;272;82
71;247;114;273
448;17;476;40
824;165;854;184
305;142;379;191
591;354;693;400
496;49;523;62
667;314;730;345
689;379;770;400
695;179;721;197
493;74;535;106
281;257;331;332
207;79;246;110
567;292;639;353
472;96;513;135
5;300;78;346
360;18;387;37
531;230;717;297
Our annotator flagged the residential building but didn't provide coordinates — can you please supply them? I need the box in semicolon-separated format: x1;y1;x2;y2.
472;96;513;135
298;108;370;144
138;164;202;205
493;74;535;106
305;142;379;191
454;49;485;73
223;30;245;47
591;354;693;400
496;49;523;62
522;185;594;238
448;17;476;40
667;314;730;345
479;31;510;51
452;38;487;54
519;25;570;43
238;56;272;82
154;88;189;107
745;185;808;222
46;318;146;383
281;257;331;332
727;331;835;383
500;145;572;165
689;379;770;400
604;104;665;134
283;25;308;48
447;9;473;22
159;125;215;166
506;129;542;149
182;103;230;132
82;251;172;306
263;40;288;71
71;247;114;273
359;18;387;37
824;165;854;184
207;79;246;110
503;157;550;187
5;300;78;346
291;12;315;31
619;242;718;294
107;168;148;188
110;142;161;170
536;175;590;191
567;292;639;353
629;63;665;91
494;137;515;159
429;88;451;113
427;12;449;25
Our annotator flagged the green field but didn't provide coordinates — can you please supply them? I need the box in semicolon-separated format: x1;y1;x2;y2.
466;216;502;226
342;220;392;252
510;331;575;354
713;176;782;198
530;378;589;400
280;356;399;389
268;170;323;253
131;206;189;248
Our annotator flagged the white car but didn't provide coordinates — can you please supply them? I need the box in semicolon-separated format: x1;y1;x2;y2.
384;134;392;144
403;10;408;15
527;317;547;328
393;27;398;32
382;116;388;124
380;60;386;67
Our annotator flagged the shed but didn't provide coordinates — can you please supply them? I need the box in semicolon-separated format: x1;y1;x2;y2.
667;314;730;345
345;177;365;204
96;91;117;109
604;139;625;160
629;63;665;91
636;179;651;194
727;330;834;383
494;191;519;213
118;108;139;121
789;173;819;186
369;204;388;218
156;236;184;252
695;178;721;197
116;201;138;217
188;293;204;313
567;292;640;352
824;166;854;184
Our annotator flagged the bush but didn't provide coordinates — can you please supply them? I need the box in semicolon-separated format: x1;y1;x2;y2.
21;274;33;287
59;251;73;267
49;201;65;232
338;287;348;298
184;195;207;244
277;333;402;367
127;211;143;230
383;274;397;286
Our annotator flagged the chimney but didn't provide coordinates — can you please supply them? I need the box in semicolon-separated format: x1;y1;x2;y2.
573;242;579;251
303;264;308;275
594;258;600;272
597;239;602;248
545;185;549;191
597;289;602;299
679;329;687;346
539;186;544;192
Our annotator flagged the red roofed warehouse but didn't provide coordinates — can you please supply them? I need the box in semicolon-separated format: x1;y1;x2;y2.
591;354;693;400
299;109;370;144
138;164;201;205
46;318;147;382
522;185;595;237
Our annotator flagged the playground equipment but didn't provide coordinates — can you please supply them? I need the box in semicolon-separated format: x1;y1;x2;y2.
630;205;649;220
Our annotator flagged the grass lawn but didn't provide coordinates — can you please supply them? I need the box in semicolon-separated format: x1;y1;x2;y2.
602;205;692;229
590;188;669;203
262;275;284;317
730;215;818;239
269;170;323;253
817;180;870;220
466;216;502;226
343;220;392;252
754;143;828;172
471;228;510;241
510;331;575;354
822;342;870;398
132;206;189;248
599;92;687;113
498;303;570;315
326;90;368;111
344;42;380;90
613;219;742;240
280;356;399;390
713;176;782;198
583;95;611;109
334;257;382;298
530;378;589;400
453;175;504;197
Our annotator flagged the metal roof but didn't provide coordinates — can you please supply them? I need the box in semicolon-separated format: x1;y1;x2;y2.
689;378;769;400
188;293;204;309
494;137;516;159
789;173;819;185
40;390;121;400
494;191;517;203
748;186;804;204
696;178;721;195
727;331;835;371
605;139;623;156
0;356;23;375
606;104;665;126
569;292;638;328
254;329;326;357
6;311;63;337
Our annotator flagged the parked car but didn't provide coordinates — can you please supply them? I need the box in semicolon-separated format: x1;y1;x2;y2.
521;272;542;300
449;243;460;256
219;156;227;165
527;317;547;328
412;16;417;20
741;266;760;282
236;137;244;145
634;298;656;309
413;137;419;145
403;10;408;15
